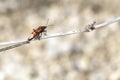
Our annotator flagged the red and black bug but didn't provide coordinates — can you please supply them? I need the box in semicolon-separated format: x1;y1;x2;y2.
28;19;50;41
28;26;47;41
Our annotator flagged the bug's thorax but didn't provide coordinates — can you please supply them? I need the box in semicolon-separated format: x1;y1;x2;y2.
34;26;46;32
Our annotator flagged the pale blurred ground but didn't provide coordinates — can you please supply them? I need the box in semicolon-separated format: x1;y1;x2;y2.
0;0;120;80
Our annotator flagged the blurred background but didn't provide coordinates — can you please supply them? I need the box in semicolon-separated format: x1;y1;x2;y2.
0;0;120;80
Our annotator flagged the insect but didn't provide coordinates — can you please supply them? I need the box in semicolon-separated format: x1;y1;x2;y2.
28;19;49;41
27;26;47;41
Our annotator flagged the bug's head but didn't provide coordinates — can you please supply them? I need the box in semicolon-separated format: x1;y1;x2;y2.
41;26;47;30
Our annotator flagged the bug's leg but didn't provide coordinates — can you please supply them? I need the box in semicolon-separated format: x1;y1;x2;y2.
34;36;38;40
37;36;41;40
37;33;42;40
43;30;47;36
44;32;47;36
40;33;42;37
44;30;47;32
33;29;35;31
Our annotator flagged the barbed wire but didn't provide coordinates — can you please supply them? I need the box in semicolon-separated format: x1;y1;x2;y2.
0;17;120;52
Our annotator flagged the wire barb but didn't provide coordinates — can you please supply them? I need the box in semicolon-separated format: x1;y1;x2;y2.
85;21;96;32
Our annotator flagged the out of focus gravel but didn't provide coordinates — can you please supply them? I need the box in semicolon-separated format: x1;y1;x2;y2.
0;0;120;80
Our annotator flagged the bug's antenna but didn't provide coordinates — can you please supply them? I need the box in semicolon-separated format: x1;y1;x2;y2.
46;18;49;27
46;19;55;27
